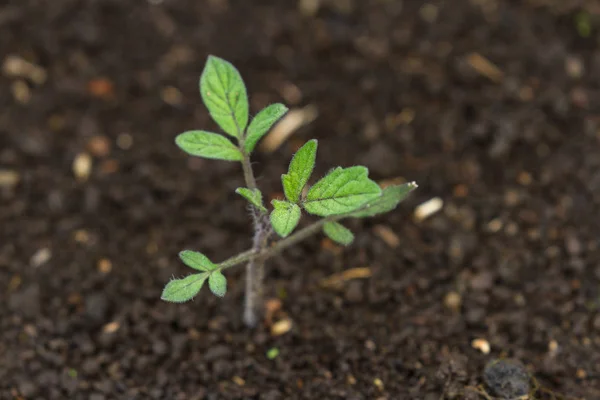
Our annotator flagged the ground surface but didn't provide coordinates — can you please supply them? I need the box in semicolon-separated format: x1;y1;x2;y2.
1;0;600;399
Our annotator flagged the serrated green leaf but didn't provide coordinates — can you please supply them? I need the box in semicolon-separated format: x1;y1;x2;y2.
161;273;209;303
235;187;267;212
323;222;354;246
245;103;289;153
303;166;382;216
208;270;227;297
178;250;217;272
282;139;318;203
175;130;242;161
350;182;418;218
270;200;301;237
200;55;249;138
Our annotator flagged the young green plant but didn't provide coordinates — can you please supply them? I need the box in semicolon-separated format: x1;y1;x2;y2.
161;55;418;327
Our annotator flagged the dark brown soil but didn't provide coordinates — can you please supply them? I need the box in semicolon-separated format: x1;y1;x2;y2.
2;0;600;399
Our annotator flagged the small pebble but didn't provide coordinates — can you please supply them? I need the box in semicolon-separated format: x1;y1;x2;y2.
444;291;462;312
0;169;20;188
298;0;320;16
11;80;30;104
73;152;92;182
483;359;530;398
102;321;120;334
270;318;292;336
414;197;443;221
98;258;112;274
471;338;491;354
232;376;245;386
116;133;133;150
87;136;111;157
30;247;51;267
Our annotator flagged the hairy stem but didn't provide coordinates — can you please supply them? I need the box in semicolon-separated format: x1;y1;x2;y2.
238;145;270;327
243;214;271;327
219;215;339;272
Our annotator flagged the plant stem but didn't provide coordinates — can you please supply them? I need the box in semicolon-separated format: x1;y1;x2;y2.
241;152;258;191
243;214;270;327
238;145;270;327
219;215;338;272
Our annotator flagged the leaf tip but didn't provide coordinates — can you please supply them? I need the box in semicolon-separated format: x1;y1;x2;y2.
209;271;227;297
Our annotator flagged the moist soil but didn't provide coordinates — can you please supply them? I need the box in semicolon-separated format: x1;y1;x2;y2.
1;0;600;399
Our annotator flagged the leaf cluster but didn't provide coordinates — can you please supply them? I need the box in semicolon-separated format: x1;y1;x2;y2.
162;55;417;303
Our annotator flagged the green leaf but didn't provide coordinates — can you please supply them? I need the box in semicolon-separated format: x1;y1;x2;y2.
235;187;267;212
303;166;382;216
270;200;301;237
200;55;249;138
175;130;243;161
161;273;209;303
282;139;318;203
178;250;217;272
323;222;354;246
208;270;227;297
266;347;280;359
350;182;418;218
245;103;289;153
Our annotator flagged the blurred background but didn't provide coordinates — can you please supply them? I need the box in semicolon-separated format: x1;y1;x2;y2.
1;0;599;398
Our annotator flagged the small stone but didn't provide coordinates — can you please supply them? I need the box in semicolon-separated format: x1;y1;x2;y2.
565;55;584;79
87;136;111;157
232;376;245;386
414;197;443;221
483;359;530;399
270;318;292;337
30;247;51;267
444;291;462;312
116;133;133;150
0;169;20;188
73;152;92;182
161;86;183;106
298;0;320;16
102;321;120;334
97;258;112;274
419;4;439;23
486;218;503;233
471;338;490;354
373;378;384;391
